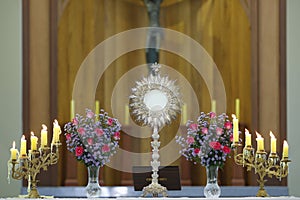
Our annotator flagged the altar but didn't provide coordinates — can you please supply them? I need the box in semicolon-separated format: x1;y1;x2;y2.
19;186;291;198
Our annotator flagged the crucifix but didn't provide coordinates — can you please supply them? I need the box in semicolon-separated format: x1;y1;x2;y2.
143;0;163;74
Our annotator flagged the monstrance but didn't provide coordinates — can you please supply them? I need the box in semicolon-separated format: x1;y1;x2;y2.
129;63;182;197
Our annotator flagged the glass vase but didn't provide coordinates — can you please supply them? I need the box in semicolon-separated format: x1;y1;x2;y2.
85;165;101;198
204;165;221;198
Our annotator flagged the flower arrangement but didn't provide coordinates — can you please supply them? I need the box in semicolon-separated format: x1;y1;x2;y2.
176;112;233;167
64;109;121;167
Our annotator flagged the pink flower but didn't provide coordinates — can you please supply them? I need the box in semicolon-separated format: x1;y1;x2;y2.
87;138;93;145
224;121;232;130
189;123;198;131
78;127;85;135
72;118;78;126
102;144;110;153
230;134;233;142
216;127;223;135
66;133;71;140
210;112;216;118
201;127;208;134
222;145;231;154
86;111;94;118
95;128;104;136
107;118;114;126
113;131;121;140
186;136;195;144
194;148;200;154
75;146;84;156
209;141;221;150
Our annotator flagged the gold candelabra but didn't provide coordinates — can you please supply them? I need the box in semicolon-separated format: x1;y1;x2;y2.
232;142;291;197
8;143;61;198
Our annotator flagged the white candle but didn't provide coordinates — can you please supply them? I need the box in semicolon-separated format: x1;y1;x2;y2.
232;114;239;143
70;99;75;121
282;140;289;158
52;119;61;144
235;98;240;119
20;135;27;157
40;124;48;148
256;132;264;151
211;100;216;113
30;132;38;151
245;129;251;147
270;131;277;153
10;141;18;160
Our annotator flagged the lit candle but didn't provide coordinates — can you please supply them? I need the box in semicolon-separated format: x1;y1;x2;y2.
125;105;129;125
182;104;187;124
235;98;240;119
20;135;27;157
282;140;289;158
52;119;61;144
30;132;38;151
245;129;251;147
270;131;277;153
232;114;239;143
256;132;264;151
70;99;75;121
10;141;18;160
211;100;216;113
40;124;48;148
95;100;100;116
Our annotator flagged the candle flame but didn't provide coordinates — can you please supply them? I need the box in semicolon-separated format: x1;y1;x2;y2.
284;140;288;147
22;135;25;140
12;141;15;148
42;124;47;131
31;131;35;136
54;119;59;126
232;114;236;119
245;128;250;134
256;131;262;138
270;131;275;138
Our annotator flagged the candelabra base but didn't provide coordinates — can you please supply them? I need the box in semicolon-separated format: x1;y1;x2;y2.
142;182;168;197
256;188;269;197
19;188;53;199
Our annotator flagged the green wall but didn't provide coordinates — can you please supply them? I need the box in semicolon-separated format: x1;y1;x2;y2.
0;0;22;197
287;0;300;197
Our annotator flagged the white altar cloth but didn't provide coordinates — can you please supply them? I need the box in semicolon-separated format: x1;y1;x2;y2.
15;186;300;200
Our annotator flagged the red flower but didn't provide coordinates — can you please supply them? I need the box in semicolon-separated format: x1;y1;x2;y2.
107;118;114;126
209;141;221;150
66;133;71;140
72;118;78;126
87;138;93;145
201;127;208;134
194;148;200;154
222;146;231;154
95;128;104;136
186;136;195;144
216;127;223;135
78;127;85;135
224;121;232;130
86;111;94;118
210;112;216;118
102;144;110;153
75;146;84;157
113;131;121;140
189;123;198;131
